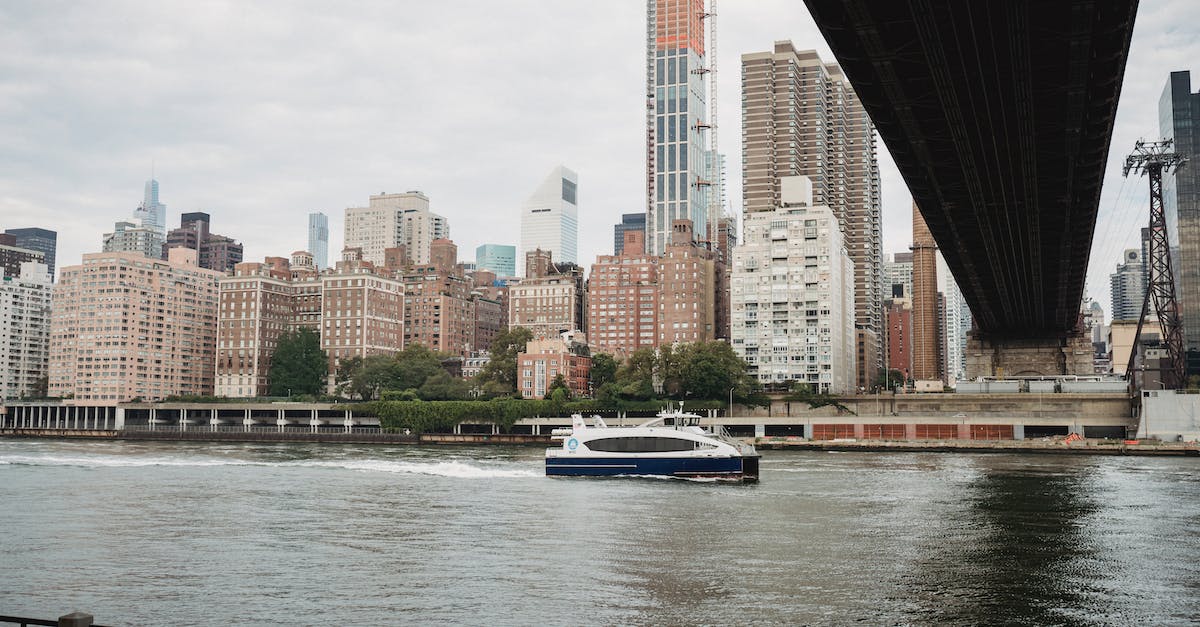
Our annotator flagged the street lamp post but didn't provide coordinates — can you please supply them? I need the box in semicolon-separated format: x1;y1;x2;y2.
728;387;735;417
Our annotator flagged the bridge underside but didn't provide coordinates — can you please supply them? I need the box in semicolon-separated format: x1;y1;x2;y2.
805;0;1139;342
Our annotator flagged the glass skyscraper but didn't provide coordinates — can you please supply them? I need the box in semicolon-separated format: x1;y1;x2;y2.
4;228;56;281
475;244;516;278
519;166;578;273
308;212;329;270
134;178;167;234
1160;70;1200;367
646;0;711;255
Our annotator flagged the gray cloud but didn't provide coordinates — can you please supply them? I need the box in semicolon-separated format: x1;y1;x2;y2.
1;1;1195;326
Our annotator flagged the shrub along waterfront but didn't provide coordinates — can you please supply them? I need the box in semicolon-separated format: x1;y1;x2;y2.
359;398;725;434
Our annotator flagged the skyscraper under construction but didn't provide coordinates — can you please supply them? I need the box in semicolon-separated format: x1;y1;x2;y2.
645;0;713;256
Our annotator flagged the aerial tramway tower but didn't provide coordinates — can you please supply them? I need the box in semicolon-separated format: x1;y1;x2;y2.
1123;139;1188;389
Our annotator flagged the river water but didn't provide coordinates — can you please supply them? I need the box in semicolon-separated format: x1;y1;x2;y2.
1;439;1198;626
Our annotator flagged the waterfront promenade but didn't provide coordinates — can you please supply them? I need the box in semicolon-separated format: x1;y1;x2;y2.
5;389;1197;454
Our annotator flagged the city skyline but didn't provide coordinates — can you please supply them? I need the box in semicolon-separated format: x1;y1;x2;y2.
0;2;1197;315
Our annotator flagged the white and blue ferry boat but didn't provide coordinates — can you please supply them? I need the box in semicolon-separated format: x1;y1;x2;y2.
545;405;760;482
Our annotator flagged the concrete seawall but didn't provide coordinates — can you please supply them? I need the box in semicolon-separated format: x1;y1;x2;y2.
754;438;1200;456
5;428;1197;456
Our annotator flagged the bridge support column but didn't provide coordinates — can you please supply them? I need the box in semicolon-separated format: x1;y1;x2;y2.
965;330;1094;379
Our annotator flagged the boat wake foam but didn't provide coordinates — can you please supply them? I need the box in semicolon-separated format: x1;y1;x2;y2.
0;454;540;479
289;459;540;479
0;454;257;468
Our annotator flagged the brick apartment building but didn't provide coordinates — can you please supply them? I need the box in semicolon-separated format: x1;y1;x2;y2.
658;220;717;345
586;230;659;358
517;335;591;399
50;249;223;403
215;249;404;397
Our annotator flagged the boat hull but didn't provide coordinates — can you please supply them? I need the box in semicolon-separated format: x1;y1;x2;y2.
546;454;759;482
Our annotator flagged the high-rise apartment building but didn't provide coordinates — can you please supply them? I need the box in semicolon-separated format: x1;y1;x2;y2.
472;294;505;354
163;212;243;273
730;176;856;392
403;241;476;358
215;251;404;397
884;253;914;301
1160;71;1200;359
886;301;913;381
587;230;660;358
308;212;329;270
659;219;717;345
613;213;647;256
741;42;882;389
509;254;585;341
0;234;45;279
0;262;51;399
520;166;579;272
4;229;57;281
1110;249;1146;322
646;0;712;255
215;256;312;398
938;254;970;386
319;251;406;385
106;179;168;261
102;220;165;260
344;191;449;267
475;244;516;278
49;249;222;404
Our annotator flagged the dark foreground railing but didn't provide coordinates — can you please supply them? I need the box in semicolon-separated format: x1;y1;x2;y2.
0;612;110;627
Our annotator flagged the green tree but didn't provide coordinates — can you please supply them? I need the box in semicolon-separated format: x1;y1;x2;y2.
613;347;658;400
393;343;445;391
680;341;750;401
478;379;516;399
593;381;621;405
477;326;533;393
876;368;905;391
656;343;689;397
339;354;399;401
545;373;571;400
335;356;364;395
268;328;328;397
418;370;471;400
590;353;618;391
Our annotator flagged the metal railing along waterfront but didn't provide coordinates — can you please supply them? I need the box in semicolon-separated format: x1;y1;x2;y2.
0;613;110;627
120;425;384;434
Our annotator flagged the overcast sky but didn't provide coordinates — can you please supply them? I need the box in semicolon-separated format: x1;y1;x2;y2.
1;1;1197;318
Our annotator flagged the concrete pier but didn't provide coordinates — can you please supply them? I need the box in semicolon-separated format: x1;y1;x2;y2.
1;402;375;433
965;330;1095;378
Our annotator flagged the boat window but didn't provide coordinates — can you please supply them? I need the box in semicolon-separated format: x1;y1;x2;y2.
587;437;699;453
